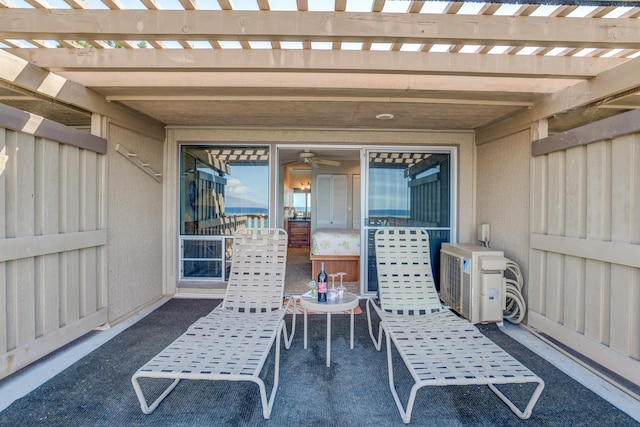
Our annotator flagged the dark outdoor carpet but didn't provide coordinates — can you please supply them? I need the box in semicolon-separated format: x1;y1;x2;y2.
0;298;638;427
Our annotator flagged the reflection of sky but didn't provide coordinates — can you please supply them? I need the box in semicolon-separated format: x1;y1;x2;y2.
369;168;408;210
225;164;269;208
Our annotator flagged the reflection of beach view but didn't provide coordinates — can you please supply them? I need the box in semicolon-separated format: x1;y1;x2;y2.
224;195;269;215
369;209;410;218
225;207;269;215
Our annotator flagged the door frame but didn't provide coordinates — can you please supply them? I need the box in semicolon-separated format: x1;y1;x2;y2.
360;146;458;295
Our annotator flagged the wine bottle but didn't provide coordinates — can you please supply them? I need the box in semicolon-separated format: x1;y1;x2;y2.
317;262;327;302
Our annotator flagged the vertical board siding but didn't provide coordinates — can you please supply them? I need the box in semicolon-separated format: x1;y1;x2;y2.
82;150;98;317
586;141;612;346
629;135;640;362
0;127;107;380
563;255;585;333
62;144;81;327
547;150;565;324
41;139;61;337
632;272;640;360
530;132;640;384
16;132;36;349
609;136;634;353
0;129;6;356
4;131;16;238
529;157;547;316
563;146;586;333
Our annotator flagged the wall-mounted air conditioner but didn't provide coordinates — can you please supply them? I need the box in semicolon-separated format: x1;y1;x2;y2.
440;243;506;324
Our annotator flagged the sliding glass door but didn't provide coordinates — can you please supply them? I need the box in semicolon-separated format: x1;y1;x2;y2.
179;145;270;282
363;149;456;294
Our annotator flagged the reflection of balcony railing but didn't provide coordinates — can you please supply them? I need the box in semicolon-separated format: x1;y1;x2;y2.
185;214;269;235
185;215;246;235
245;214;269;229
368;216;437;228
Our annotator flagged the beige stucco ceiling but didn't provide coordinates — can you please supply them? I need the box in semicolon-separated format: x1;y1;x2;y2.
1;1;640;135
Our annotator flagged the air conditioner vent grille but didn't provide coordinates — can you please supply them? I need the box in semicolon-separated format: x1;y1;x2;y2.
441;252;461;313
462;268;471;320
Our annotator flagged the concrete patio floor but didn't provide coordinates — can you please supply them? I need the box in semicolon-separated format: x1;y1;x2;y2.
1;296;639;425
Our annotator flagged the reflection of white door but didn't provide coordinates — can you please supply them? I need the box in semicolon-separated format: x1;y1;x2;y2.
316;174;347;228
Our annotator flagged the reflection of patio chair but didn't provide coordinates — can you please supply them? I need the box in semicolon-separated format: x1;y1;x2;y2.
132;228;295;419
367;228;544;423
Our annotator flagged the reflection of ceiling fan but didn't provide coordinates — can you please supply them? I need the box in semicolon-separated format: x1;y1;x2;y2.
291;151;341;168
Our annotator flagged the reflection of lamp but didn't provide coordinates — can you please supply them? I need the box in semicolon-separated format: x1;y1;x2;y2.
300;181;310;190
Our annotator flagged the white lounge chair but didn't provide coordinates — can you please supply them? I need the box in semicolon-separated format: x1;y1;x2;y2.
132;228;295;419
367;228;544;423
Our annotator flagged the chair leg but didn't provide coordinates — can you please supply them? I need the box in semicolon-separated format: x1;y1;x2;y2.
131;375;181;415
385;331;414;424
282;297;296;349
253;326;282;419
248;324;285;419
366;298;384;351
488;379;545;420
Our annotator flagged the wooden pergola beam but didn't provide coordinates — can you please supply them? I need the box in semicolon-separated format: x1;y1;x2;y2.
6;48;627;79
1;10;639;49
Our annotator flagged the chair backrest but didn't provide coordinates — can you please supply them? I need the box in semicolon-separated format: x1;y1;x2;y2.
222;228;288;313
374;227;443;314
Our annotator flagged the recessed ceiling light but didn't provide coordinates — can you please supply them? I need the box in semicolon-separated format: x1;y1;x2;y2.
376;113;394;120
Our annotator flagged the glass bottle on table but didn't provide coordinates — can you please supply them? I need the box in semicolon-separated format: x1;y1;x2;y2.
317;262;327;302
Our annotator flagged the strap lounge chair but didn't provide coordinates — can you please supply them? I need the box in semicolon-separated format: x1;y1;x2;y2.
367;228;544;424
132;228;295;419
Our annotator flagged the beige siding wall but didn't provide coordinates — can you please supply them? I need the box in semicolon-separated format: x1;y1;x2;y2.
107;124;164;323
476;129;531;282
530;132;640;385
0;126;107;380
